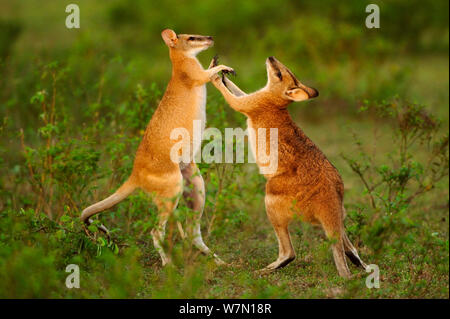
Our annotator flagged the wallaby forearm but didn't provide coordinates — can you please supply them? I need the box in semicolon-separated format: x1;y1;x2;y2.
211;76;251;112
193;65;235;85
223;76;246;96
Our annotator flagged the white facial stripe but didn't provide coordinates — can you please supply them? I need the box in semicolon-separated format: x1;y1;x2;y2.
185;45;209;57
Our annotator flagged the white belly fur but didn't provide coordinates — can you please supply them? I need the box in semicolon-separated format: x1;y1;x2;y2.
192;85;206;159
247;118;257;162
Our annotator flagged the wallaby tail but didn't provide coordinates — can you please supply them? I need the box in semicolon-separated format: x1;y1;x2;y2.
81;179;136;224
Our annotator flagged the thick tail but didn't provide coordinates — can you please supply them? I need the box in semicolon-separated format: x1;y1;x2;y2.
81;179;136;224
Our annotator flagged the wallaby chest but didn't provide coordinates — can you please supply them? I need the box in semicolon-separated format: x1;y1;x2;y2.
194;84;207;132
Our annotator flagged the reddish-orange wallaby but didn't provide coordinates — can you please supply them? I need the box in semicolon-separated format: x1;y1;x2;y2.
81;29;234;266
210;56;368;277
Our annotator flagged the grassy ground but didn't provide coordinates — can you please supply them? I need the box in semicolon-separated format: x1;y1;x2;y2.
0;0;448;298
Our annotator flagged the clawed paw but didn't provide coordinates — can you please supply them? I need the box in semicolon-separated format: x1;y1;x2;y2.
222;68;236;76
208;55;219;69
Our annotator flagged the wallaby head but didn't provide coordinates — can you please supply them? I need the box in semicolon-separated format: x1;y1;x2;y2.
161;29;214;57
265;56;319;104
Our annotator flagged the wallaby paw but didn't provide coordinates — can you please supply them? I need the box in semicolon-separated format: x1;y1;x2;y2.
221;66;235;76
222;68;236;76
209;54;219;69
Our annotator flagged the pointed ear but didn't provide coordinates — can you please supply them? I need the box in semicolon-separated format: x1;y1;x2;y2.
284;88;310;102
161;29;178;47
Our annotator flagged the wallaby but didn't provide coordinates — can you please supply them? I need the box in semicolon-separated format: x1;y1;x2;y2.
81;29;234;266
210;56;368;278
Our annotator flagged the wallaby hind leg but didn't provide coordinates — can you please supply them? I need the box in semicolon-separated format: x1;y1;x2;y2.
150;195;180;266
181;163;225;265
262;199;295;271
141;170;182;266
318;206;351;278
343;232;367;270
330;237;351;278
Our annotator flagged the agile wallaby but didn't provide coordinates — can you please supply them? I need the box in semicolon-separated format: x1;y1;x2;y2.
210;56;367;277
81;29;234;266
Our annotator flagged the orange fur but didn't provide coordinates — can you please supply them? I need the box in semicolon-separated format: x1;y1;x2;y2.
81;29;233;266
211;56;368;277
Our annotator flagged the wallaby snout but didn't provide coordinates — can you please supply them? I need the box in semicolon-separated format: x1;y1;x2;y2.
189;35;214;44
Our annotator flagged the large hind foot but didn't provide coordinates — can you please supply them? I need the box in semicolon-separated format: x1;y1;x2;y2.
343;232;368;270
212;253;227;266
258;255;295;273
261;203;296;273
345;251;368;270
192;229;228;266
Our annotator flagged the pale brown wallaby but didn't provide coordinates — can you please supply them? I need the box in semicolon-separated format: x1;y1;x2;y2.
210;56;368;278
81;29;234;266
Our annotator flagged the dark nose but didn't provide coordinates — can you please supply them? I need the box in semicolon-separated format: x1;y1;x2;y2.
307;87;319;98
207;36;213;40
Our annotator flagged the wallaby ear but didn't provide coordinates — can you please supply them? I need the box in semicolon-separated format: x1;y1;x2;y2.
284;88;310;102
161;29;178;47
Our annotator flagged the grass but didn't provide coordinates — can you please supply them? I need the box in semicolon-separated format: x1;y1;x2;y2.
0;0;448;299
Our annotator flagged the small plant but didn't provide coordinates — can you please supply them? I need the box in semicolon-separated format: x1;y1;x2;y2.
20;63;101;219
342;98;449;251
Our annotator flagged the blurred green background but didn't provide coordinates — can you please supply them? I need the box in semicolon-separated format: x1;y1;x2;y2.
1;0;448;128
0;0;448;298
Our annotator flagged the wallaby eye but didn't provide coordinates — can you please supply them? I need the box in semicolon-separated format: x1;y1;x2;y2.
188;36;195;41
276;71;283;81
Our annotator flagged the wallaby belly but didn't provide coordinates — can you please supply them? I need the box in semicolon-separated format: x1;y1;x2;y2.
193;85;206;157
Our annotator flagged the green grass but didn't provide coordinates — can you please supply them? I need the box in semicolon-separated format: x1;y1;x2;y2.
0;0;448;299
